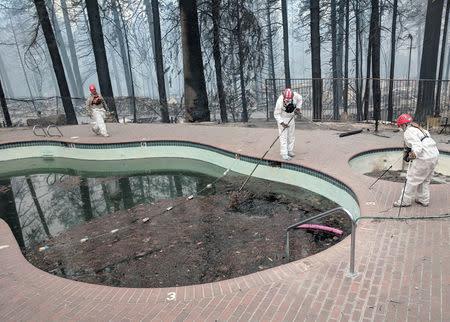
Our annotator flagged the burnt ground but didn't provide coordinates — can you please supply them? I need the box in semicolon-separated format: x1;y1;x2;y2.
24;177;352;288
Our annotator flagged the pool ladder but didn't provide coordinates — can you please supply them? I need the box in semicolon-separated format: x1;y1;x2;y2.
285;207;357;276
32;125;63;137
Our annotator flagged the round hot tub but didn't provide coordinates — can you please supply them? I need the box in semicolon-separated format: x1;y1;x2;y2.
349;148;450;184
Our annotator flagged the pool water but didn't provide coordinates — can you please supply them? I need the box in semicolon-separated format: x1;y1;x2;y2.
0;157;339;249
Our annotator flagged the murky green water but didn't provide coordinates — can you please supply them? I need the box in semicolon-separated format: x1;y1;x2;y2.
0;158;224;248
0;157;338;249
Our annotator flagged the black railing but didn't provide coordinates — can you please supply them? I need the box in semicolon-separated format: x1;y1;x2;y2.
265;78;450;123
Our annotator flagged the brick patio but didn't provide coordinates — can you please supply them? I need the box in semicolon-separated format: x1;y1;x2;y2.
0;121;449;321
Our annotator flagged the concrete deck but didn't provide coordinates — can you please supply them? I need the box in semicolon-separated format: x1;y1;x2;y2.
0;121;449;321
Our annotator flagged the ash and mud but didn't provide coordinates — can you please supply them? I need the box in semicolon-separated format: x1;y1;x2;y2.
25;177;352;288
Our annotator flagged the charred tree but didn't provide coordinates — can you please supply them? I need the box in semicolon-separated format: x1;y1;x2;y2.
60;0;83;99
310;0;323;120
34;0;77;124
0;77;12;126
151;0;170;123
85;0;118;120
266;0;277;107
111;0;132;97
370;0;381;131
387;0;398;122
281;0;291;88
363;36;372;121
343;0;349;114
435;0;449;116
211;0;228;122
235;0;249;122
0;56;14;97
354;0;362;121
416;0;445;123
331;0;339;120
179;0;210;122
47;0;78;100
336;0;345;115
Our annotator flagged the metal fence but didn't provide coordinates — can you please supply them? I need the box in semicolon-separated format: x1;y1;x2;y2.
265;78;450;123
0;96;179;126
1;78;449;126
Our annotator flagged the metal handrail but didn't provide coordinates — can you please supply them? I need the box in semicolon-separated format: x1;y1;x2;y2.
285;207;357;276
46;125;63;137
32;125;47;137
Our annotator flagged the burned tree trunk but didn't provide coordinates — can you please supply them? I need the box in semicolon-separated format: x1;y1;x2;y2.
85;0;118;120
179;0;210;122
310;0;323;120
34;0;77;124
416;0;444;123
0;77;12;126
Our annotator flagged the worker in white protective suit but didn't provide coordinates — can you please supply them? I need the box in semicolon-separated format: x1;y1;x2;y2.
393;113;439;207
86;84;110;137
274;88;302;160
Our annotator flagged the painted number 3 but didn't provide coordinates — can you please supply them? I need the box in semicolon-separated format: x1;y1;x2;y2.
166;292;176;301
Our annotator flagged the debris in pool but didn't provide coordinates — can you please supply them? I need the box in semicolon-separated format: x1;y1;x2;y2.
296;224;343;235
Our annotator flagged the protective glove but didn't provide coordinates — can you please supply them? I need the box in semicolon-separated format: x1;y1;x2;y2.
280;122;289;129
403;147;415;162
93;97;102;105
294;108;301;117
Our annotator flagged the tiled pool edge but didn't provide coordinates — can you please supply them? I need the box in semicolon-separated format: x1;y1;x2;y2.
0;139;360;217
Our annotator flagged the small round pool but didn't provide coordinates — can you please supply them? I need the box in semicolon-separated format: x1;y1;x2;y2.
349;148;450;184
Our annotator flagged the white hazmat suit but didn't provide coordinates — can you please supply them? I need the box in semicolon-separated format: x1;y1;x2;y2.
395;125;439;206
274;91;302;159
86;92;109;137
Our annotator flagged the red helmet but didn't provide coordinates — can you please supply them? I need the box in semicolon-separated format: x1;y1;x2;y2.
397;113;412;126
89;84;96;93
283;88;293;105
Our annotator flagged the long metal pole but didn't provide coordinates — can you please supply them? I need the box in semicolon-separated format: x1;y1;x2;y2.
368;155;403;189
398;160;411;217
238;113;295;192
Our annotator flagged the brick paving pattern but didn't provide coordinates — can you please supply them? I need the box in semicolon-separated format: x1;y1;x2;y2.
0;122;448;321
